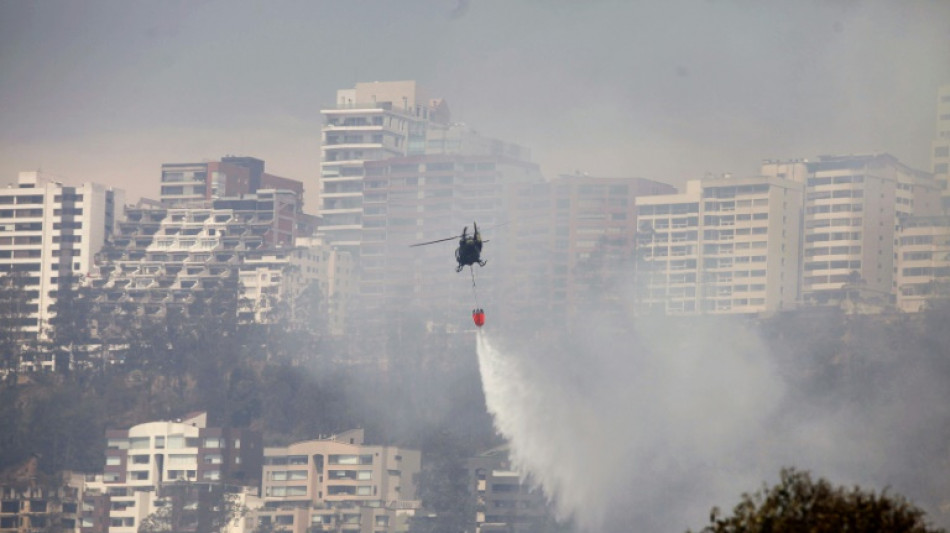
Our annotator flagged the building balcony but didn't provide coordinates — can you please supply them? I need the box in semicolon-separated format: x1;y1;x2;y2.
321;159;370;167
323;142;385;152
322;104;387;113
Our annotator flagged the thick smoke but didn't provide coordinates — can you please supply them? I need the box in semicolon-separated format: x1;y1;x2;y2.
476;306;950;532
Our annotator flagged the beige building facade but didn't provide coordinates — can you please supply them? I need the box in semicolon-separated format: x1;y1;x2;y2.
254;430;420;533
634;174;803;315
793;154;939;308
896;216;950;312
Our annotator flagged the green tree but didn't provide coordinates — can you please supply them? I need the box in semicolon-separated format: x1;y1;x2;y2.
694;468;944;533
0;271;32;373
411;429;475;533
46;272;97;371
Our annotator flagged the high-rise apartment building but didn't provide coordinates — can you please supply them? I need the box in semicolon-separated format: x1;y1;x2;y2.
794;154;939;307
99;412;262;533
932;84;950;211
0;171;123;344
254;429;420;533
319;81;449;247
634;175;803;315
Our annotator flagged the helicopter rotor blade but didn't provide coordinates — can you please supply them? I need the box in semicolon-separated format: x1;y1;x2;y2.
408;235;461;247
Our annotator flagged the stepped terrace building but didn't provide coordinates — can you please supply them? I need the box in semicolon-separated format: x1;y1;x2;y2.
89;190;305;320
254;429;421;533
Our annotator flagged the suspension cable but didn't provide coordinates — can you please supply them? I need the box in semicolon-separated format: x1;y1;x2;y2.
469;265;480;310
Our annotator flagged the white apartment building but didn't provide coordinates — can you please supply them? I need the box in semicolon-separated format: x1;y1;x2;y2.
895;216;950;312
254;429;421;533
635;175;803;315
792;154;939;307
0;171;123;342
319;81;449;248
99;412;262;533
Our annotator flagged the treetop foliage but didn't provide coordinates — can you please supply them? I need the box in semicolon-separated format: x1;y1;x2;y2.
695;468;945;533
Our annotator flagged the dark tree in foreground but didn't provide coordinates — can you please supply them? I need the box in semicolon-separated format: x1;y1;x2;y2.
138;482;245;533
694;468;944;533
0;272;32;373
411;429;475;533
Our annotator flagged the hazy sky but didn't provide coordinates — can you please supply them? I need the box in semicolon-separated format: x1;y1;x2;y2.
2;0;949;207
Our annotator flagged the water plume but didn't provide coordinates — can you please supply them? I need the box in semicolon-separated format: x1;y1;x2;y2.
476;316;788;532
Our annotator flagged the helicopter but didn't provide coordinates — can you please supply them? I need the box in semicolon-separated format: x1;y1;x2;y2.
409;222;488;273
410;222;489;327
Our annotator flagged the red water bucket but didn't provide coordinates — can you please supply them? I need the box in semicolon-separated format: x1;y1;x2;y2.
472;308;486;327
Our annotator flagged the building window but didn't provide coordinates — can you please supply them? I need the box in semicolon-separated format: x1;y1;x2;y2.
266;486;307;497
270;470;307;481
